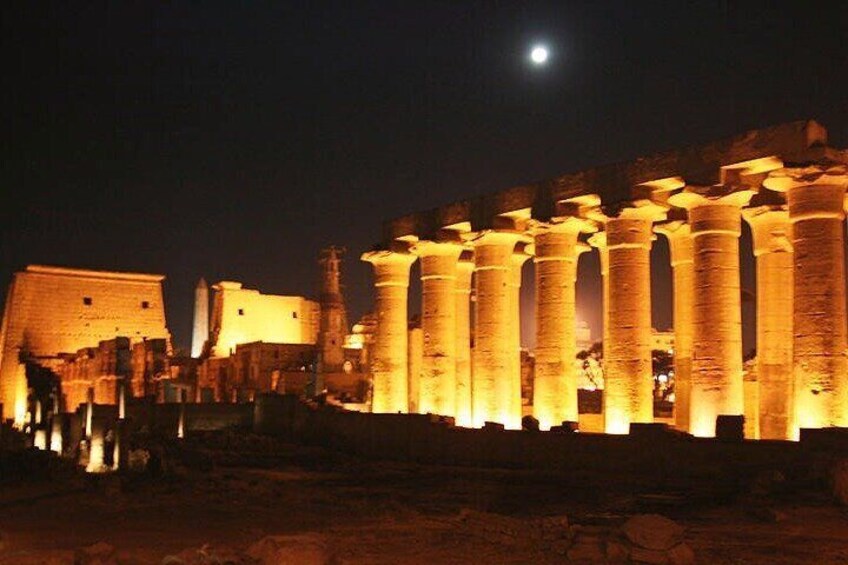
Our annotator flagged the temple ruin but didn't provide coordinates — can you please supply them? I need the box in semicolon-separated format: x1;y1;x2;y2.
0;265;171;425
363;120;848;440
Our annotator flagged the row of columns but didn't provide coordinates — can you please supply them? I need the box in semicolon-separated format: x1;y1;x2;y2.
364;166;848;439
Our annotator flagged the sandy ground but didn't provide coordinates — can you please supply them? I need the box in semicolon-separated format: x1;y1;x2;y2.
2;434;848;564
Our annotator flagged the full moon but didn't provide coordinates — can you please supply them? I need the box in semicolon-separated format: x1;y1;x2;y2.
530;45;549;65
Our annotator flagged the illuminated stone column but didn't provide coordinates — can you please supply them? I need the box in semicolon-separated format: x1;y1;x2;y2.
454;254;474;427
413;241;464;417
588;232;610;353
471;231;523;429
361;250;417;413
669;188;753;437
655;221;694;433
532;219;593;430
508;248;530;425
742;205;794;440
598;208;666;434
765;166;848;430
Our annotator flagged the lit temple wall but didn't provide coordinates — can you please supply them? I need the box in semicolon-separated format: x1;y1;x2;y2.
0;265;170;424
208;281;319;358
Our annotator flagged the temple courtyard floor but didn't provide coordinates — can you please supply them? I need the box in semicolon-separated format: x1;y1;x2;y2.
2;432;848;564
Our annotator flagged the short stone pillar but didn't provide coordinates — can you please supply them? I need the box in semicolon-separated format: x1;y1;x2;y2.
454;254;474;427
765;166;848;430
743;204;794;440
85;387;94;440
471;231;524;429
361;250;417;414
412;241;464;418
655;221;694;433
669;188;753;437
532;219;593;430
593;206;666;434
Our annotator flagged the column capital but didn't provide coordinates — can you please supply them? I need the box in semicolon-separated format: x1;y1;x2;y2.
763;166;847;222
654;221;693;267
361;250;416;287
467;229;531;247
527;216;597;237
410;240;466;258
762;164;848;192
587;231;607;250
668;185;755;210
742;206;792;257
585;200;668;225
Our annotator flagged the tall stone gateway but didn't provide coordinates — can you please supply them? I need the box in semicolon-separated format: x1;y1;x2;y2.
366;120;847;438
0;265;171;425
191;277;209;358
318;247;349;372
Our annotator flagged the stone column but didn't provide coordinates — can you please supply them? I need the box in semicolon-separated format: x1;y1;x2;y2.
598;208;665;434
413;241;464;417
765;166;848;431
471;231;523;429
743;205;794;440
655;221;694;433
588;232;610;355
532;219;592;430
361;250;416;413
669;188;753;437
509;248;530;426
454;253;474;427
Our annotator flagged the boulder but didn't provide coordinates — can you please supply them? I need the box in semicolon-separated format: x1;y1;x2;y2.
605;540;630;562
127;449;150;473
630;546;669;564
622;514;684;551
566;541;605;562
667;543;696;565
245;534;332;565
74;541;116;564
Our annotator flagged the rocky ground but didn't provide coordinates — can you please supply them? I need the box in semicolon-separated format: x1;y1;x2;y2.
1;431;848;564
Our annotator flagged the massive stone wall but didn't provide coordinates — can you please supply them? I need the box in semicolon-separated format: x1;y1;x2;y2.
0;265;171;423
207;281;319;358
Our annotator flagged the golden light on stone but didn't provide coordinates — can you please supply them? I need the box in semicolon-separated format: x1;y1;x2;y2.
764;165;848;432
471;230;526;429
413;240;464;418
532;217;595;430
362;249;416;414
669;188;753;438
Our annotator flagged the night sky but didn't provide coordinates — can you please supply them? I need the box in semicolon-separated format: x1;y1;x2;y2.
3;2;847;353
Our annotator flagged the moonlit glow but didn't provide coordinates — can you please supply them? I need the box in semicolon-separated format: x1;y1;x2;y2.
530;45;549;65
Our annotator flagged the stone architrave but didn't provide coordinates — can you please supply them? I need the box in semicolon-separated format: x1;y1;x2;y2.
471;231;524;429
669;187;754;437
764;166;848;431
361;250;416;414
655;221;694;433
743;204;794;440
412;240;464;418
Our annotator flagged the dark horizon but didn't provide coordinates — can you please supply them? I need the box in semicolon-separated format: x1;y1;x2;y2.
3;2;847;352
